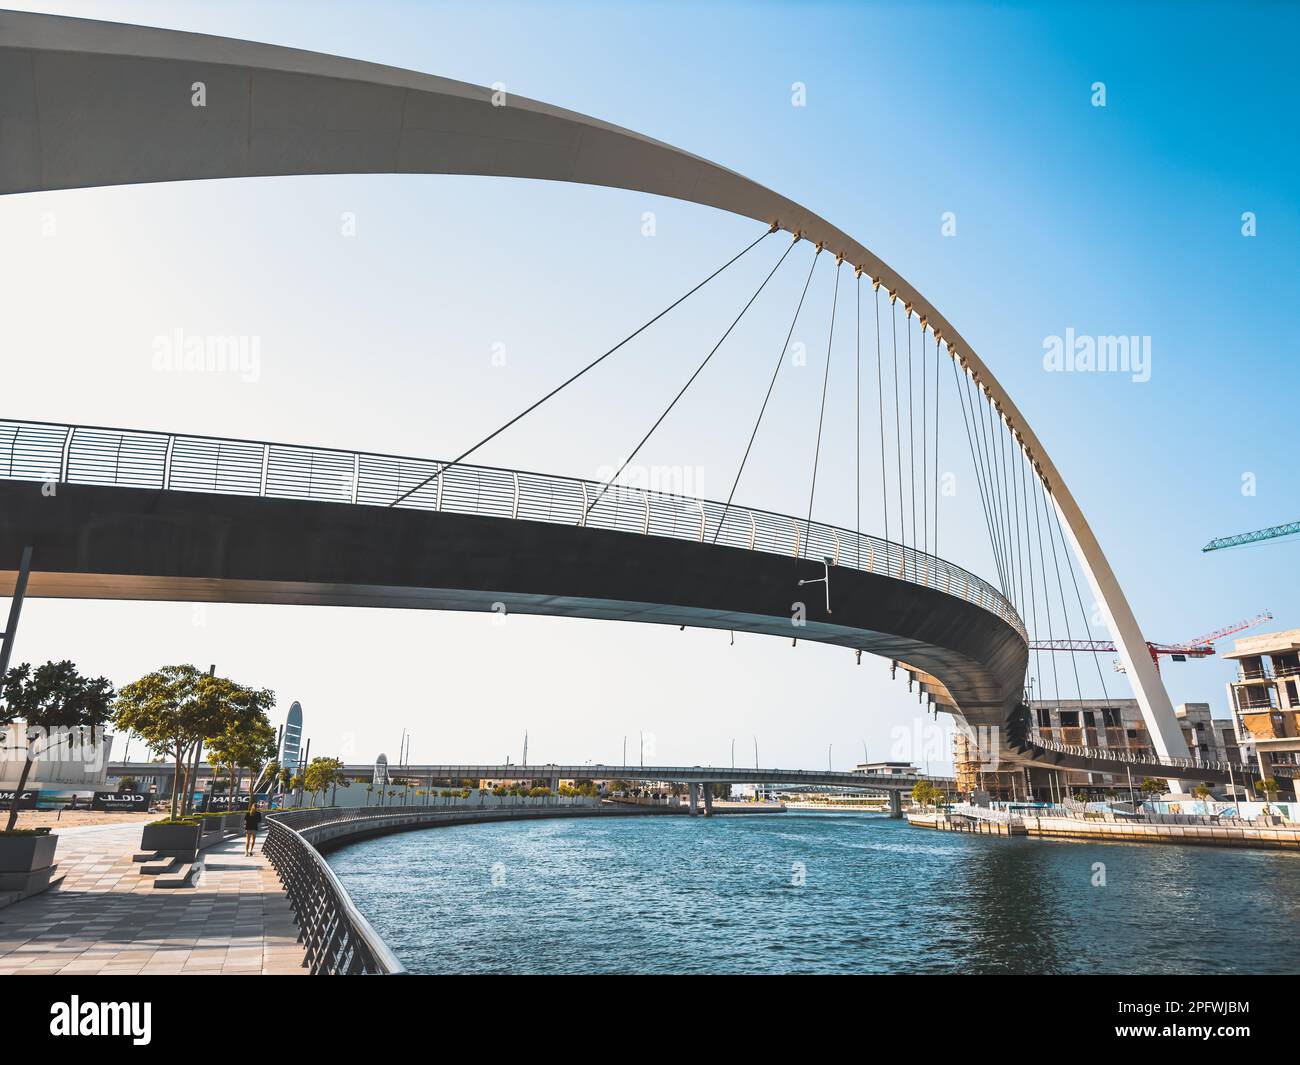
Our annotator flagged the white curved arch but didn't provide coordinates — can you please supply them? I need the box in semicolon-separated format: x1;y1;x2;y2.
0;9;1188;763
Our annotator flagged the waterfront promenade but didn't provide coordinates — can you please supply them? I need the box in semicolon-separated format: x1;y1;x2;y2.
0;824;305;975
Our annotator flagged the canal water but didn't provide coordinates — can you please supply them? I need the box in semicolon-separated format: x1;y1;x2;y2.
327;811;1300;974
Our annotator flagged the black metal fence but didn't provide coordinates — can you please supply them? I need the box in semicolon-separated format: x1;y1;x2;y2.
262;813;406;975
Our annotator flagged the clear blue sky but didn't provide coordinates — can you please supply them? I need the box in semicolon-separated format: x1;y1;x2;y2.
2;0;1296;772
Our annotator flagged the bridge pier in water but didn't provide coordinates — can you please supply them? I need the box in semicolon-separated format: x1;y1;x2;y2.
688;782;699;816
702;786;714;816
888;791;903;819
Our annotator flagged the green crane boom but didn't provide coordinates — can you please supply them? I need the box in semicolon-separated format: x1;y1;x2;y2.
1203;519;1300;552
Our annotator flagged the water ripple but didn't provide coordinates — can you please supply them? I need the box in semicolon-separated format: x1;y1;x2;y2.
327;811;1300;974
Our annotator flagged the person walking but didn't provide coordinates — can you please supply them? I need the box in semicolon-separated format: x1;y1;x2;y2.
244;803;262;856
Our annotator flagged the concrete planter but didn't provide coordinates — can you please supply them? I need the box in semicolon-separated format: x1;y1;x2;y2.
0;832;57;874
223;813;243;833
0;832;59;896
141;822;201;859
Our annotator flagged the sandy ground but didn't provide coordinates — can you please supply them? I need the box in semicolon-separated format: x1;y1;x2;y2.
7;809;157;832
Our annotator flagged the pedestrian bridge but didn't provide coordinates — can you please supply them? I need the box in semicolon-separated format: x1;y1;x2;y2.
0;417;1028;749
0;10;1225;784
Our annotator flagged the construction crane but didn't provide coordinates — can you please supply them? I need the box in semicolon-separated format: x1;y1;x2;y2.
1203;519;1300;552
1029;611;1274;674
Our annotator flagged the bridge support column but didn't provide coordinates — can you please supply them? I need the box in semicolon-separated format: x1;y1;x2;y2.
702;785;713;816
888;791;903;819
687;782;699;816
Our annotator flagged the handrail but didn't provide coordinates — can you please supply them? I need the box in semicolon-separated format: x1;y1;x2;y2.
262;811;407;975
1024;732;1295;777
0;417;1025;637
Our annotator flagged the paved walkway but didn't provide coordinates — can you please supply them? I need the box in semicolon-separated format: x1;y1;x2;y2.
0;824;306;975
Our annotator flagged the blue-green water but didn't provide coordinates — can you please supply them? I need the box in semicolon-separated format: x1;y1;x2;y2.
327;812;1300;974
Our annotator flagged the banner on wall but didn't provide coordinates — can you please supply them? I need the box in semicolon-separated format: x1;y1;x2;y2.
91;791;151;812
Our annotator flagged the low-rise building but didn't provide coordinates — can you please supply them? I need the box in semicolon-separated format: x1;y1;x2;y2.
852;761;920;777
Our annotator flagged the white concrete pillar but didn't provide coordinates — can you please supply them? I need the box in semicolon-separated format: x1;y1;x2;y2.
688;782;698;816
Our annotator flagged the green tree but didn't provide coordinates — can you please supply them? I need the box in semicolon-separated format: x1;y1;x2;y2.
303;756;344;807
205;686;277;804
1;660;114;832
1256;777;1280;812
1138;778;1166;801
1191;783;1212;814
112;666;251;820
911;780;940;811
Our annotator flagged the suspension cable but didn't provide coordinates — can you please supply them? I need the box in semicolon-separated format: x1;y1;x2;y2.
1002;417;1023;616
1003;426;1024;621
711;240;819;544
388;226;774;507
802;259;842;559
1029;456;1063;708
1037;475;1085;702
967;374;1010;591
934;334;941;559
921;321;928;556
585;232;797;521
980;389;1014;604
1019;447;1044;703
891;296;905;553
875;283;889;548
952;358;1006;592
907;309;917;553
855;273;861;567
1048;482;1112;702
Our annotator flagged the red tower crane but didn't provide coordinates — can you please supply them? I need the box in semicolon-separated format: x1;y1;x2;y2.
1029;611;1273;674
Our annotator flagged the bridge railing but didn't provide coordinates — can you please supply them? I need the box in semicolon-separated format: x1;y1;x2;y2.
1025;732;1292;777
262;811;407;975
0;418;1023;637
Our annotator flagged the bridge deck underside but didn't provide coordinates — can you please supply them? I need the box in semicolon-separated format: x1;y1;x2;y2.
0;481;1028;746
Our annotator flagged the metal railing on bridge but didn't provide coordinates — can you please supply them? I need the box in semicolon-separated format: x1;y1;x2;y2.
0;418;1024;637
1024;732;1293;778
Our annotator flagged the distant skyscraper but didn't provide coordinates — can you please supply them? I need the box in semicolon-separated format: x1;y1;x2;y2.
281;702;304;781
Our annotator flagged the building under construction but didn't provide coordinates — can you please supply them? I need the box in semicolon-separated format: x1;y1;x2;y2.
954;698;1242;800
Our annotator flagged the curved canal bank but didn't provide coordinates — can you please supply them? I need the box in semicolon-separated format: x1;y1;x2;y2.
327;809;1300;975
